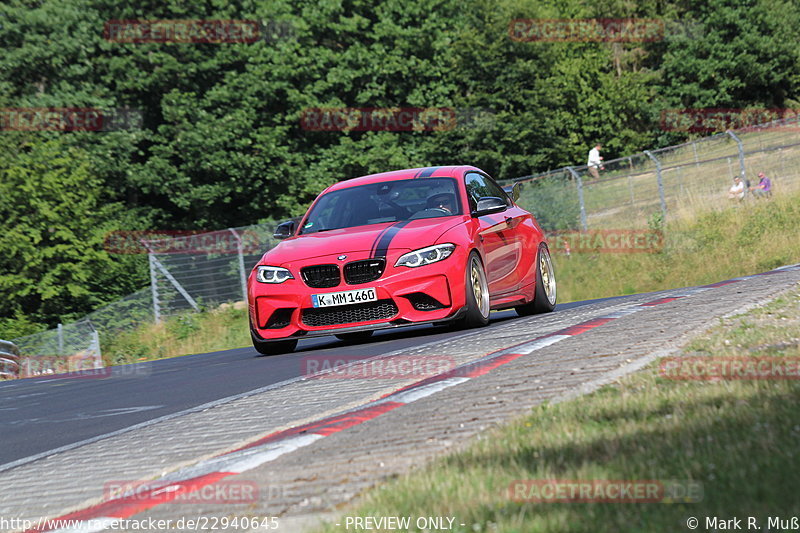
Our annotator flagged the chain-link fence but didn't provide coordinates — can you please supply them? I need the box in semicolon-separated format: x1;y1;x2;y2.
9;114;800;371
142;224;276;320
12;320;103;377
82;287;155;334
7;224;276;370
500;115;800;230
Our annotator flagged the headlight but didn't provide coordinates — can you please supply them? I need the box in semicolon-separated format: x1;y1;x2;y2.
395;243;455;268
255;265;294;283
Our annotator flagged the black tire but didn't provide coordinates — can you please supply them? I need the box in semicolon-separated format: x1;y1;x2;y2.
458;251;491;329
251;332;297;356
515;243;557;316
335;330;375;342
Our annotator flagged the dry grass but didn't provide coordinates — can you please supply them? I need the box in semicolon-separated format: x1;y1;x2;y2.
102;303;251;364
564;126;800;230
555;188;800;303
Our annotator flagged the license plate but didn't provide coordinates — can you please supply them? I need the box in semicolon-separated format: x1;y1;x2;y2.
312;288;377;308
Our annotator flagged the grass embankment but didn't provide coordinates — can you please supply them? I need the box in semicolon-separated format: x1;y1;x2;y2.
569;127;800;229
555;190;800;303
317;288;800;533
103;304;250;365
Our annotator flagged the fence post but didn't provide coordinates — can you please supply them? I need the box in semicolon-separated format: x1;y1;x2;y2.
228;228;248;302
57;323;64;355
150;255;200;312
567;167;588;231
692;141;700;168
91;329;102;369
148;252;161;324
627;157;635;204
726;130;747;181
644;151;668;221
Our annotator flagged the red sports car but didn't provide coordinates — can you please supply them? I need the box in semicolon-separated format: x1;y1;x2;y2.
248;166;556;355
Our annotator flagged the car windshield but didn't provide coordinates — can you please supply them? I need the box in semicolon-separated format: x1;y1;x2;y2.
299;178;462;234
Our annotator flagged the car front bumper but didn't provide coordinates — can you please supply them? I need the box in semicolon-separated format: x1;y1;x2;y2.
248;248;469;341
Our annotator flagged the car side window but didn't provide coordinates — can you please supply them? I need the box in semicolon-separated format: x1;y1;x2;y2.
484;176;512;206
464;172;511;211
465;173;490;211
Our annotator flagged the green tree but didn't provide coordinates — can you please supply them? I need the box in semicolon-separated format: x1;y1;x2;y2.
658;0;800;109
1;0;799;328
0;136;148;332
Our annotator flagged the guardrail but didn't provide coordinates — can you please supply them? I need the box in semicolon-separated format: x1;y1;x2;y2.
0;339;21;379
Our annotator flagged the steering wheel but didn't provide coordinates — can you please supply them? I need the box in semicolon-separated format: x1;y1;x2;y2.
409;207;450;220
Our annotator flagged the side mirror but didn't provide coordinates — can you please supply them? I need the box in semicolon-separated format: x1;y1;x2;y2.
273;220;296;240
511;182;523;203
472;197;507;217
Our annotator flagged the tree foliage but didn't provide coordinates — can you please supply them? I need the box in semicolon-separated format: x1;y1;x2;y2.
0;136;148;327
0;0;798;331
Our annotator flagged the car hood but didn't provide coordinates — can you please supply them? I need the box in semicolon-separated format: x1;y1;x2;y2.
262;216;467;264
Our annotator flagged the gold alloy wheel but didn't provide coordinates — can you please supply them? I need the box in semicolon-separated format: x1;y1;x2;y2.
539;247;557;305
470;257;490;317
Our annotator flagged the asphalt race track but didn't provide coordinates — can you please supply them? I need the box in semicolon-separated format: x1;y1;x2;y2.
0;298;608;469
2;266;799;532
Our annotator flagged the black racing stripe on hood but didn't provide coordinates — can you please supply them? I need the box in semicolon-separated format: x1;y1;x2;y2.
369;224;394;257
372;220;412;258
416;166;440;178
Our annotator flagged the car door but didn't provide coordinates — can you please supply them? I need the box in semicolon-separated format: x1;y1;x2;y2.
464;172;524;296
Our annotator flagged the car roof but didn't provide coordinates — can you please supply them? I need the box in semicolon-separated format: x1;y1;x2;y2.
324;166;482;193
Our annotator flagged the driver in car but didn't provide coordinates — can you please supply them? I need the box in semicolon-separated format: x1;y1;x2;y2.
426;193;455;214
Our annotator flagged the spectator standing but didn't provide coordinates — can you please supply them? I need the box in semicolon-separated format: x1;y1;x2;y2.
749;172;772;198
587;143;604;180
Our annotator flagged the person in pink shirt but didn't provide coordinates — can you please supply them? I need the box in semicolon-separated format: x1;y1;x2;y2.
749;172;772;198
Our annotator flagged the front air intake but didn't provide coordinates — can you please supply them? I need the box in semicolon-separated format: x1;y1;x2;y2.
405;292;446;311
301;300;398;327
301;264;340;288
344;259;385;284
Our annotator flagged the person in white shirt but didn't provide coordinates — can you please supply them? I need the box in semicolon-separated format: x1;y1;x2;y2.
587;143;604;179
728;176;744;201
